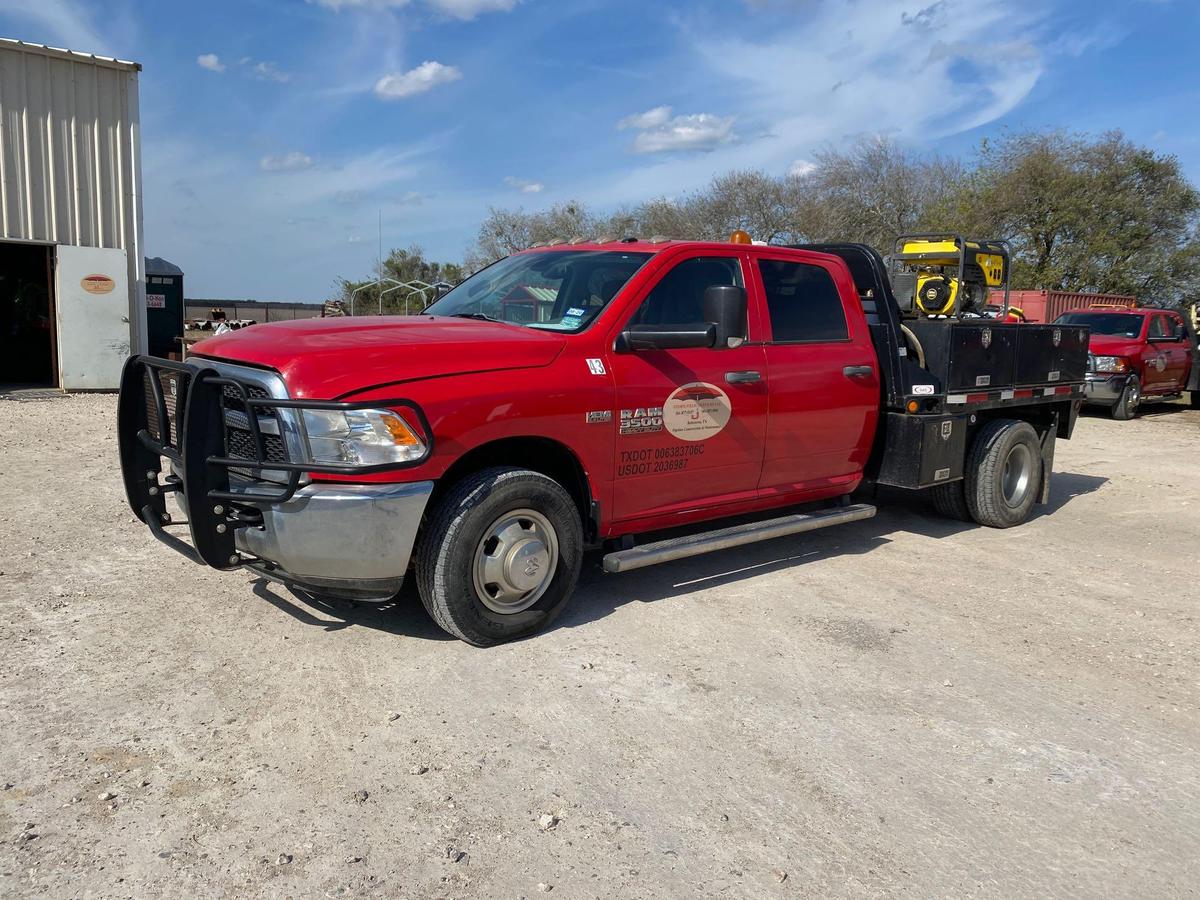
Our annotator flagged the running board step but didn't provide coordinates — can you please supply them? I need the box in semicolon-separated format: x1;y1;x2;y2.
601;503;876;574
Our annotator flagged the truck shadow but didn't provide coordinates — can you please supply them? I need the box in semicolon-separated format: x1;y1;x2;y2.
553;474;1108;634
249;578;456;641
554;504;946;633
243;471;1107;641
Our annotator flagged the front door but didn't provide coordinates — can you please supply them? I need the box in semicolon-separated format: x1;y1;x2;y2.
607;252;767;525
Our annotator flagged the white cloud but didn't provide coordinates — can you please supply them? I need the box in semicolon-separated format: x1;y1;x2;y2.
374;61;462;99
0;0;108;54
788;159;816;177
197;53;225;73
307;0;517;19
426;0;517;17
619;109;737;154
617;106;673;131
252;61;291;83
504;176;544;194
260;151;314;173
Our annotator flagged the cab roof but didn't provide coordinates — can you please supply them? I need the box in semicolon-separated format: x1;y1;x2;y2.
518;238;777;255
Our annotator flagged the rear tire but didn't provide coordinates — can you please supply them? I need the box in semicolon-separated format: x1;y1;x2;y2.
414;467;583;646
1111;375;1140;420
965;419;1043;529
930;480;971;521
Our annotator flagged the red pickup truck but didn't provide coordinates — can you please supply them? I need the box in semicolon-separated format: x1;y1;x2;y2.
119;239;1087;645
1054;307;1200;418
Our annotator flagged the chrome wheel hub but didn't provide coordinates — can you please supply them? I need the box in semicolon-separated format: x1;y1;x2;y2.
472;509;558;614
1002;443;1033;507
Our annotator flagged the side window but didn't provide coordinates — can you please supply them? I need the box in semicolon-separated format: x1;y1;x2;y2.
632;256;743;330
1148;315;1169;338
757;259;849;343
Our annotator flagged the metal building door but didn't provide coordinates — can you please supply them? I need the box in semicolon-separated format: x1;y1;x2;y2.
55;246;130;389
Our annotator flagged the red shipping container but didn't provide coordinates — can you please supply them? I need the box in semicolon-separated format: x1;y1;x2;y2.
990;290;1138;323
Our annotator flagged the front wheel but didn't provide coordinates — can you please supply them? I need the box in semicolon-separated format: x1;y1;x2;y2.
414;467;583;646
1111;375;1141;420
965;419;1043;528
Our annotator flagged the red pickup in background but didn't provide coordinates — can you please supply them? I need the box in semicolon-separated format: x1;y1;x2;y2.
1054;307;1197;418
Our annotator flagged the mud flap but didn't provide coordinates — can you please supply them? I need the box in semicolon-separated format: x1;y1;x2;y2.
1039;415;1058;504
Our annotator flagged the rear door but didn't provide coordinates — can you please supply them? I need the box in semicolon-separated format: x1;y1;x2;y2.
607;250;768;524
1143;314;1174;392
751;251;879;495
1159;312;1191;390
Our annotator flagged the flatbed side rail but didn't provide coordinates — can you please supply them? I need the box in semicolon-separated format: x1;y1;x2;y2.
117;354;434;570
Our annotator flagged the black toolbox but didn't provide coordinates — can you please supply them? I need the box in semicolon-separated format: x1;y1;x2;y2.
907;320;1017;392
1013;325;1090;385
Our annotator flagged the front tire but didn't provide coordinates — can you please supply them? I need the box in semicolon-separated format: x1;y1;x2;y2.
1111;375;1140;420
414;467;583;646
965;419;1043;528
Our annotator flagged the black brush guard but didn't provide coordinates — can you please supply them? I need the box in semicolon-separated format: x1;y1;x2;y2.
117;355;433;571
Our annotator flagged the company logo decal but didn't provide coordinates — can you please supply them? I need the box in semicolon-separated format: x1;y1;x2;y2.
940;421;953;441
663;382;732;442
980;328;992;350
81;274;116;294
1052;328;1062;347
147;293;166;309
912;384;935;396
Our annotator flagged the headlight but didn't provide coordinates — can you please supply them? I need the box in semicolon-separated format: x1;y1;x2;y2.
1093;356;1129;374
301;408;426;467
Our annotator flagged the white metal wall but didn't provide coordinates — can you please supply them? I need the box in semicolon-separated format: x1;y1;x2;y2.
0;38;147;367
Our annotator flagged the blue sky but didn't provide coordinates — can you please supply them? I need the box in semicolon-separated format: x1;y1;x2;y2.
1;0;1198;301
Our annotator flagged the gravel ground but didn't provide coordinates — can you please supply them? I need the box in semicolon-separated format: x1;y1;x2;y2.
1;394;1198;899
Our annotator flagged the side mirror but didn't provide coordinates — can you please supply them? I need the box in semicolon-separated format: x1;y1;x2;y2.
1176;324;1187;341
703;284;747;348
619;323;717;351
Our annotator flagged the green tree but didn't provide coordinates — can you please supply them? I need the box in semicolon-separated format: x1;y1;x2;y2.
337;244;466;315
930;131;1200;303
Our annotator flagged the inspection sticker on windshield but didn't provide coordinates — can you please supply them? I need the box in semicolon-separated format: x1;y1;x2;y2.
567;307;586;317
586;358;606;375
663;382;732;442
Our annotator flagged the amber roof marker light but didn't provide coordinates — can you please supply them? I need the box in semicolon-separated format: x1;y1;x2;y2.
729;230;753;245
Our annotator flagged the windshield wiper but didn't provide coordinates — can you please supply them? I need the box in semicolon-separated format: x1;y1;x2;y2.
449;312;505;323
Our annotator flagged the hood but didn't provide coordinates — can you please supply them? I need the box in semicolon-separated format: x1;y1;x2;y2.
1087;333;1143;357
192;316;567;398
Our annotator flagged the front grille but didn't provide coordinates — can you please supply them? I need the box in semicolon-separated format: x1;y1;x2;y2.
219;378;290;479
143;369;190;448
225;424;288;464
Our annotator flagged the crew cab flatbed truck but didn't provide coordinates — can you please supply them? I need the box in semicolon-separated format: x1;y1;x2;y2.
119;236;1088;645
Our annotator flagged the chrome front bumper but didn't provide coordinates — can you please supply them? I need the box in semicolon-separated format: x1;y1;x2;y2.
233;480;435;599
1083;372;1128;404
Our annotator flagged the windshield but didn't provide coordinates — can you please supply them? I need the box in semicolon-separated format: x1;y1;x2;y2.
1055;312;1144;338
424;250;653;332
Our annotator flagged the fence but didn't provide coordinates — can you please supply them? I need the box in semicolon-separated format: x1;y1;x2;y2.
185;300;324;323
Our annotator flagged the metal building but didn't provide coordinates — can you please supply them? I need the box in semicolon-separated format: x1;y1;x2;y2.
0;38;145;389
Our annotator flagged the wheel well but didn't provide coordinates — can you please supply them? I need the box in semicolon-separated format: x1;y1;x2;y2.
429;437;596;540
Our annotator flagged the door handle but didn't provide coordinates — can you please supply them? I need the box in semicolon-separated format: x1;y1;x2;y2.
843;365;874;378
725;370;762;384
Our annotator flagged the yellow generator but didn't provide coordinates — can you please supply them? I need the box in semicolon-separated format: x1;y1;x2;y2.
889;234;1010;318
